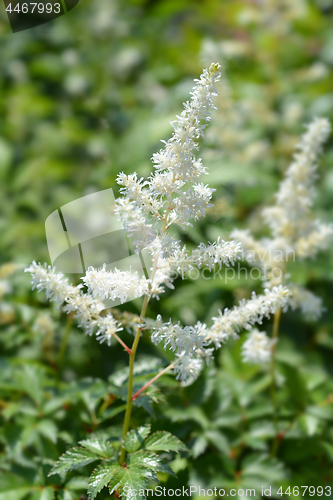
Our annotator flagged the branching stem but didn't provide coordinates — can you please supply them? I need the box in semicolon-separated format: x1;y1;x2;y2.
132;363;174;401
118;256;159;464
119;190;172;464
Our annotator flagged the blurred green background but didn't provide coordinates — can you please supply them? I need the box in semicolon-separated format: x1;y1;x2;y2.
1;0;333;498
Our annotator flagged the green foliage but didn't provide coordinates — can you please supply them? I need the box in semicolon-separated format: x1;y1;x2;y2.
1;0;333;499
49;426;185;499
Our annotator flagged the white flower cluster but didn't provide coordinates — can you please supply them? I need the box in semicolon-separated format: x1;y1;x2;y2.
241;329;275;365
149;315;209;353
263;118;332;259
115;63;222;237
148;237;242;297
25;262;123;346
145;315;212;383
191;238;242;270
174;355;204;385
231;118;332;321
208;286;291;348
83;264;150;303
143;285;290;381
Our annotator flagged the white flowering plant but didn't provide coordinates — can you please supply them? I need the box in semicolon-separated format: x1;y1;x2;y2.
1;1;333;498
23;61;329;499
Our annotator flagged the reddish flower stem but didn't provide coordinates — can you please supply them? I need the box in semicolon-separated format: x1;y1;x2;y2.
132;363;174;401
113;333;132;355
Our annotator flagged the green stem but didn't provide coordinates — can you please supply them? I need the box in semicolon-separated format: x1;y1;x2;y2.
119;294;150;464
270;307;281;457
118;198;170;465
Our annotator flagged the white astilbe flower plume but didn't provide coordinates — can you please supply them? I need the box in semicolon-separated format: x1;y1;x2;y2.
230;117;332;321
149;238;242;297
115;63;222;234
143;286;290;382
208;286;291;348
263;117;332;258
25;262;123;345
241;329;275;365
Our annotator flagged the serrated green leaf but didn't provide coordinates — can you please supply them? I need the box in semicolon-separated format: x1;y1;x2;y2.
128;450;175;476
123;425;151;453
109;465;148;499
79;439;116;458
48;447;101;476
144;431;187;453
88;464;120;500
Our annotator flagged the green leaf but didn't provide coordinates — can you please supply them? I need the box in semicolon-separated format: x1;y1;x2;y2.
65;477;88;490
242;453;288;482
0;488;31;500
48;447;101;476
128;450;175;476
299;413;320;436
99;404;127;422
57;492;76;500
36;419;58;443
133;395;154;416
15;365;44;407
30;487;55;500
88;464;120;500
0;473;30;500
280;364;308;408
205;430;230;454
79;439;117;458
109;466;148;499
144;431;187;453
192;435;208;458
123;425;151;453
